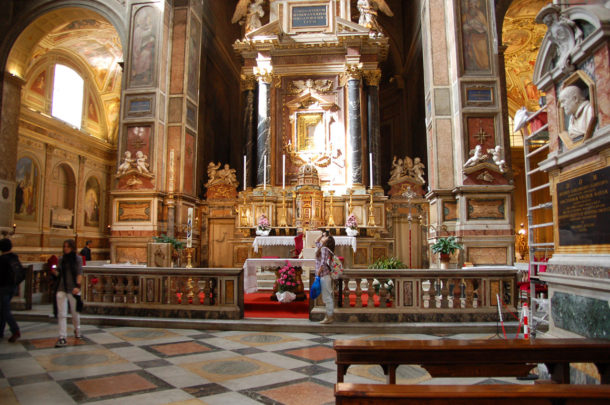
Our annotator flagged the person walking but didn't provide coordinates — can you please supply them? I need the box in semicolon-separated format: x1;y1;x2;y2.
51;239;83;347
0;238;21;342
315;230;336;324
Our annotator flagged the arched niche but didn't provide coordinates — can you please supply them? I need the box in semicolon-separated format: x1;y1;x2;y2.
50;163;76;229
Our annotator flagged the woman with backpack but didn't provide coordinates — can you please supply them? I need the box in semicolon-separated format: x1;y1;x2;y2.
51;239;83;347
0;238;21;342
315;230;336;324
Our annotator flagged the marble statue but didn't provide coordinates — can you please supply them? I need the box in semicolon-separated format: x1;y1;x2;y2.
487;145;507;173
412;157;426;183
135;151;150;174
232;0;265;34
206;162;239;188
117;151;134;175
464;145;488;168
536;5;582;71
206;162;221;185
389;156;404;181
357;0;394;33
558;85;595;139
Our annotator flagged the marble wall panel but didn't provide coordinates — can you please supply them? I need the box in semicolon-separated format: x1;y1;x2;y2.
468;247;507;265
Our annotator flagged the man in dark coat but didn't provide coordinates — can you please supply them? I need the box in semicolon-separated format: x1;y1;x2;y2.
0;238;21;342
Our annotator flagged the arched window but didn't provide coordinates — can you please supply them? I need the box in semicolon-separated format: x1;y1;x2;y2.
51;64;84;129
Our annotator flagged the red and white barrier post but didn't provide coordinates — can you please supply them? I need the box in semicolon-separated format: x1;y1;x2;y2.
522;302;529;339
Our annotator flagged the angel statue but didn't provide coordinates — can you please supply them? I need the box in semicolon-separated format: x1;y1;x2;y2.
463;145;488;168
206;162;221;186
117;151;134;175
135;151;150;174
389;156;404;181
357;0;394;33
232;0;265;34
488;145;508;173
412;157;426;183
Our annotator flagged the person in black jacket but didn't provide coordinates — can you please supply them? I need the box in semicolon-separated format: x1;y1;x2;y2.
51;239;83;347
79;240;92;262
0;238;21;342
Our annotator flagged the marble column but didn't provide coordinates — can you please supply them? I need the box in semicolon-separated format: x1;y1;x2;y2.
241;75;256;189
365;70;382;188
346;66;363;185
0;73;24;228
256;70;273;187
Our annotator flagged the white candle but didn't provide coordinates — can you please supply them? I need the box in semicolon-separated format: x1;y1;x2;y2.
243;155;247;191
282;154;286;189
263;155;267;190
369;152;373;189
186;207;193;248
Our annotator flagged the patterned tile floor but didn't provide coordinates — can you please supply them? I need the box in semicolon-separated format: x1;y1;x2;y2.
0;322;529;404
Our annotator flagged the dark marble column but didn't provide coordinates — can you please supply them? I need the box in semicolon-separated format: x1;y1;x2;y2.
365;70;381;188
256;73;272;187
346;68;363;185
241;75;256;189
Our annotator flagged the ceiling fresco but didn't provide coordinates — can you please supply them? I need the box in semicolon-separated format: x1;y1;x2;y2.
502;0;550;115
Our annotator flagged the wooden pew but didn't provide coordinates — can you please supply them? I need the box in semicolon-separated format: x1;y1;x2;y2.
334;338;610;384
335;383;610;404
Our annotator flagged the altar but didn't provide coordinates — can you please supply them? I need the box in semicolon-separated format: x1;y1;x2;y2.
252;235;357;253
243;258;315;293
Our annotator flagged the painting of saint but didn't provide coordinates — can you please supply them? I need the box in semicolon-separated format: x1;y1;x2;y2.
30;71;46;96
87;95;98;123
461;0;491;72
84;177;100;227
14;157;38;221
130;6;156;86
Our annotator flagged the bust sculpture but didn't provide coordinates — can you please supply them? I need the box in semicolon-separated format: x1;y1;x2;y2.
558;85;595;139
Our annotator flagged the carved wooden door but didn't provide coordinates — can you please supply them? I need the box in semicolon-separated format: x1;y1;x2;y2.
208;218;234;268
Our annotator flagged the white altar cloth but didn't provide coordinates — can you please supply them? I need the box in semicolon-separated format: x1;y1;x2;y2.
243;258;315;293
252;236;357;253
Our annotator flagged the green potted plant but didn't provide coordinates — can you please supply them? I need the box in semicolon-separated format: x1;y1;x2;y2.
431;236;463;269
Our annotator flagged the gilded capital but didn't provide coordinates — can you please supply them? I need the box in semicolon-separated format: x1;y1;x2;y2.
240;74;257;91
343;64;363;81
364;70;382;86
254;67;274;84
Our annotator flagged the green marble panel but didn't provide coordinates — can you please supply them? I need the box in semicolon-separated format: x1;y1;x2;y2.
551;292;610;339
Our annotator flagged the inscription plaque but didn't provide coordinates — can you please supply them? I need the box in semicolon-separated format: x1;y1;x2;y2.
558;166;610;246
292;5;327;28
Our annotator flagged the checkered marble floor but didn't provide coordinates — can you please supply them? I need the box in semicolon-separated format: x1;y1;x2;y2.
0;322;529;404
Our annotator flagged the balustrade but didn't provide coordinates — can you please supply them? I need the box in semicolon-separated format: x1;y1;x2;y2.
310;267;518;322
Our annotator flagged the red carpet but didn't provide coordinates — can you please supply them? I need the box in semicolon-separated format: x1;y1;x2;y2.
244;292;310;318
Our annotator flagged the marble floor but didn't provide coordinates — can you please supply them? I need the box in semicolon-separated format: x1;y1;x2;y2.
0;321;530;405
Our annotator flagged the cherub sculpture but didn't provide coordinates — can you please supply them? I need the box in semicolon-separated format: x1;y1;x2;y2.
206;162;221;186
232;0;265;34
389;156;404;181
412;157;426;183
357;0;394;33
117;151;134;175
135;151;150;174
463;145;488;168
218;164;239;187
487;145;508;173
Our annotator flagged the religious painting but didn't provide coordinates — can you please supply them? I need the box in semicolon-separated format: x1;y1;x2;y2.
187;17;201;100
125;125;152;161
130;6;157;87
183;131;195;195
87;95;98;123
105;98;120;142
14;157;39;221
297;112;325;152
30;70;46;97
84;177;100;227
461;0;491;73
117;200;151;222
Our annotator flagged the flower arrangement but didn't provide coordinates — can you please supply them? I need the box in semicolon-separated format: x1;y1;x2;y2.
277;264;300;292
368;256;407;269
257;214;270;231
346;214;358;230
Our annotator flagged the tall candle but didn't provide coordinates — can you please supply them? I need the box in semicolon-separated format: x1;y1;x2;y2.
369;152;373;189
282;154;286;189
169;149;175;193
243;155;247;191
186;207;193;248
263;155;267;190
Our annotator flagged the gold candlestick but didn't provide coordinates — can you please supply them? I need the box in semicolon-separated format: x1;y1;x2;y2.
348;188;353;215
278;190;288;227
185;247;193;269
327;190;336;227
367;190;376;227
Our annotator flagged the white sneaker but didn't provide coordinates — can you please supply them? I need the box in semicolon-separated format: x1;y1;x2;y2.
319;315;335;324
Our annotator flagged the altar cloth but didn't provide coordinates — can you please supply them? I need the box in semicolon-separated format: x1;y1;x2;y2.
252;236;356;253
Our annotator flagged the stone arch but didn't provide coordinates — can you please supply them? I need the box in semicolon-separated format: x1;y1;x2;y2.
51;162;77;212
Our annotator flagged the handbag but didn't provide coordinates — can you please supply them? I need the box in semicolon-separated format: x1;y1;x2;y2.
310;275;321;299
329;254;344;280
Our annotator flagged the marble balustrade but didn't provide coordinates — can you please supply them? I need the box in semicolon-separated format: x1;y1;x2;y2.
309;267;518;322
81;266;244;319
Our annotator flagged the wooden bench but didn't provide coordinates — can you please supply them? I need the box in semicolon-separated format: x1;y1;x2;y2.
334;338;610;384
335;383;610;404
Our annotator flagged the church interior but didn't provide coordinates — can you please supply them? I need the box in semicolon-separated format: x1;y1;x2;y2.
0;0;609;403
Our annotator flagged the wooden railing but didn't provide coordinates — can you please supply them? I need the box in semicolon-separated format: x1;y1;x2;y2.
310;267;518;322
82;266;244;319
